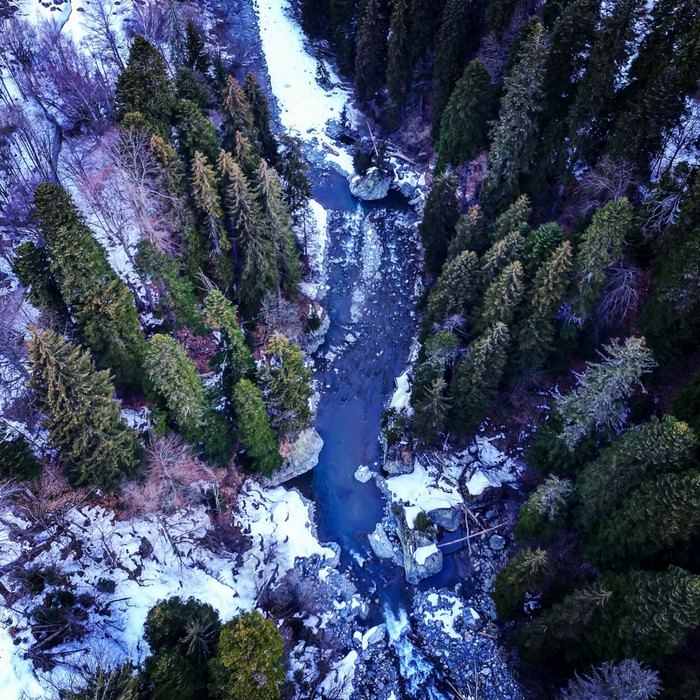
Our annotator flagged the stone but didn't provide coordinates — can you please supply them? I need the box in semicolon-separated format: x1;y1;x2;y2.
383;457;414;476
262;428;324;487
395;514;443;584
427;506;462;532
303;308;331;354
354;465;373;483
349;168;393;201
368;523;396;560
489;535;506;551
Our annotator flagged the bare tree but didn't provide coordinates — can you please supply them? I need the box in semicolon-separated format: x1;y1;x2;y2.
82;0;128;72
576;156;638;214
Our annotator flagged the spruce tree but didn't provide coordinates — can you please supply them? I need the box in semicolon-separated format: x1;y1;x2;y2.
184;19;210;74
0;422;43;482
28;328;140;488
386;0;409;117
522;221;564;276
475;261;525;334
231;379;282;476
516;240;573;371
482;23;549;214
555;336;656;450
13;242;68;319
561;659;662;700
221;75;254;153
413;376;450;444
175;99;220;165
447;205;487;259
436;60;497;171
424;250;480;327
419;172;459;276
493;548;551;621
412;331;459;409
449;322;510;433
33;183;145;393
488;194;531;245
479;229;525;285
115;35;175;139
243;73;279;165
261;332;312;439
576;198;634;320
354;0;387;103
190;151;227;256
144;334;207;443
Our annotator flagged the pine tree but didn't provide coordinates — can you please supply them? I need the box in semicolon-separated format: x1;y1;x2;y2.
28;328;140;488
115;35;175;138
475;261;525;333
354;0;387;103
261;332;312;438
386;0;409;117
231;379;282;476
575;198;634;320
144;334;207;442
218;151;278;315
482;23;549;214
208;611;284;700
419;172;459;276
516;241;573;371
425;250;480;327
256;159;301;296
447;205;487;259
449;322;510;433
436;60;497;171
555;336;656;450
33;183;145;393
243;73;279;165
586;469;700;570
577;415;697;533
432;0;477;138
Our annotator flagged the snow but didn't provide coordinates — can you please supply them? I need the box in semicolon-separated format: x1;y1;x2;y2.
390;370;412;411
424;593;466;640
319;649;358;698
385;459;463;515
414;543;438;566
255;0;355;173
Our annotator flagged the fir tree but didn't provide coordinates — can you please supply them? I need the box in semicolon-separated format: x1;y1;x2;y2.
479;229;525;285
386;0;409;117
449;322;510;433
514;476;573;541
522;221;565;276
231;379;282;476
243;73;279;165
425;250;480;327
144;334;207;443
475;261;525;334
261;332;313;438
419;172;459;276
278;135;312;217
208;611;284;700
13;242;67;319
184;19;210;74
493;548;550;621
190;151;227;256
489;194;531;244
0;422;43;482
413;376;450;444
447;205;487;259
221;75;254;153
412;331;459;409
354;0;387;102
115;35;175;138
482;23;549;214
175;99;220;165
28;328;140;488
576;198;634;320
555;336;656;450
516;241;573;371
436;60;497;171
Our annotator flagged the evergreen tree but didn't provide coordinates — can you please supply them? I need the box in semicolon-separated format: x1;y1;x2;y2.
28;328;140;488
218;151;278;315
190;151;227;256
447;205;487;259
586;469;700;570
432;0;478;138
413;376;450;444
231;379;282;476
672;370;700;436
485;0;518;35
33;183;145;393
221;75;254;153
493;547;551;621
514;476;573;541
175;99;220;165
261;332;312;438
412;331;459;409
0;422;43;482
115;35;175;138
144;334;207;442
436;60;497;171
575;198;634;320
256;159;301;296
208;611;284;700
555;336;656;450
243;73;279;165
419;172;459;276
516;241;573;371
354;0;387;102
184;19;210;74
449;322;510;433
482;23;549;214
279;135;312;217
561;659;662;700
425;250;480;327
522;221;564;276
577;415;697;533
479;229;525;285
386;0;409;116
475;261;524;333
13;242;67;319
488;194;531;244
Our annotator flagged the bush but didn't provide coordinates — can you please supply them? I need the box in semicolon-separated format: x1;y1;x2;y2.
413;511;436;534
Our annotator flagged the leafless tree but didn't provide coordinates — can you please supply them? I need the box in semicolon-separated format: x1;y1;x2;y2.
596;265;643;330
82;0;128;73
575;156;638;214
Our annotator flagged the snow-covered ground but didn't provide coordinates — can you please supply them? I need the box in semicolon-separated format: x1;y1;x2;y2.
0;482;338;697
255;0;355;173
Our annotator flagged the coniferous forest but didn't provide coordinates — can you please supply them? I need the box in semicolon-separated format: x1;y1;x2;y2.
0;0;700;697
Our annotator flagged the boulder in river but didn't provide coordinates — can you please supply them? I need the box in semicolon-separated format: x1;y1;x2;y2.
262;427;324;487
349;167;393;201
395;509;443;584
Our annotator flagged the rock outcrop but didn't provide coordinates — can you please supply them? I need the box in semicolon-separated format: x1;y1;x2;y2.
349;167;393;201
262;427;324;487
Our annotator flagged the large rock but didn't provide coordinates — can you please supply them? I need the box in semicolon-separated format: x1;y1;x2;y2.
368;522;397;560
303;306;331;355
427;505;462;532
395;511;443;585
262;428;324;487
349;168;393;201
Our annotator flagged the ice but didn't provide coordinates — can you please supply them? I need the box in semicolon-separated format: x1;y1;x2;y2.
390;370;411;411
385;460;462;514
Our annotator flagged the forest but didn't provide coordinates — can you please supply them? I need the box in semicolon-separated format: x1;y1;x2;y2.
0;0;699;697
